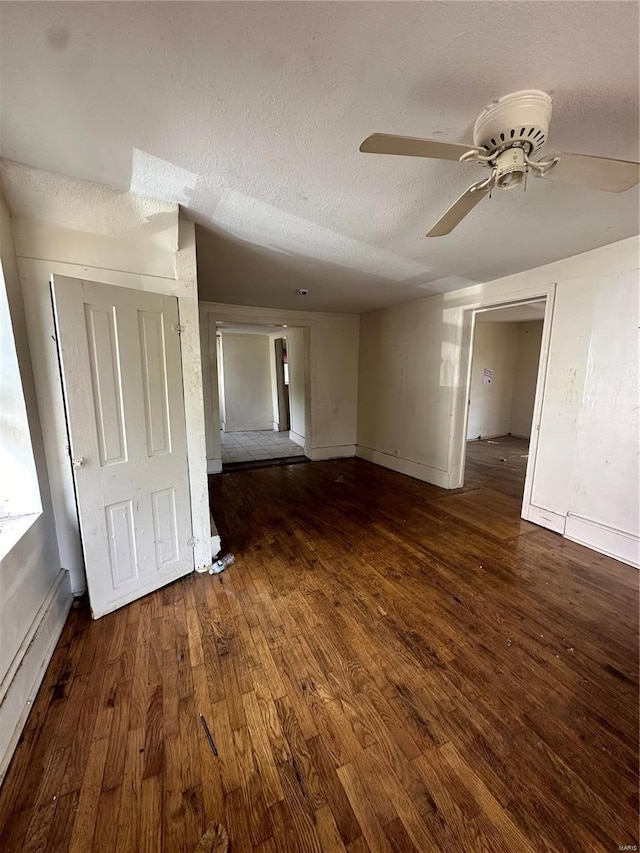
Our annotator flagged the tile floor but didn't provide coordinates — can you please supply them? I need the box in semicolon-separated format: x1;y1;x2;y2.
220;429;306;464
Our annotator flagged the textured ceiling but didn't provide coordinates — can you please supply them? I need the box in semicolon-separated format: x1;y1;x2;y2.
0;160;179;250
1;2;638;313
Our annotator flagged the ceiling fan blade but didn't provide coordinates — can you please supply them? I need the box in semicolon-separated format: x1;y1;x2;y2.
541;152;640;193
426;181;491;237
360;133;480;162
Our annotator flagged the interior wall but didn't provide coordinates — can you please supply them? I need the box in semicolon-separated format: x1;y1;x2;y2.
286;326;306;445
467;319;543;441
216;334;226;430
0;192;71;783
510;321;544;438
467;323;519;440
200;302;359;471
357;236;640;567
220;333;273;432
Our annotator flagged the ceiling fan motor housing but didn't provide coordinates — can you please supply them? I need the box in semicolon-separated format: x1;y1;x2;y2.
473;90;552;155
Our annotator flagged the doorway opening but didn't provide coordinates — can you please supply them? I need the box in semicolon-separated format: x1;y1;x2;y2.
216;322;309;471
461;299;548;508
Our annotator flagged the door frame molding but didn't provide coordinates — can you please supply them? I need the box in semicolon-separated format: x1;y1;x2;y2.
449;281;558;528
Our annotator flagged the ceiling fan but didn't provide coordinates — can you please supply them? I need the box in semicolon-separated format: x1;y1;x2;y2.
359;90;640;237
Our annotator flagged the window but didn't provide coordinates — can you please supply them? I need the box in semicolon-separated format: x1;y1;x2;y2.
0;260;41;534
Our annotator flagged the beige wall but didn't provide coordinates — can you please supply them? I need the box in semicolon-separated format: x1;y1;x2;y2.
467;323;519;440
221;333;273;431
467;320;543;441
510;321;543;438
357;236;639;567
287;327;306;443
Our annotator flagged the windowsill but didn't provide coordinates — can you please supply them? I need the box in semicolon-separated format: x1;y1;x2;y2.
0;513;41;563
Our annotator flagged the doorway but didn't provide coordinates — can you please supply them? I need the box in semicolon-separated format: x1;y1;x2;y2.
458;298;551;519
465;301;545;500
215;322;308;470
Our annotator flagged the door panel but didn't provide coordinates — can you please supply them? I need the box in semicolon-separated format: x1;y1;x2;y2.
52;275;193;618
84;303;128;466
138;310;172;456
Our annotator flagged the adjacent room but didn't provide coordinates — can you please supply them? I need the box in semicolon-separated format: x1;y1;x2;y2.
0;2;638;852
216;323;307;469
464;301;545;500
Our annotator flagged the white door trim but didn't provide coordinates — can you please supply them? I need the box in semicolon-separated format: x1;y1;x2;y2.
449;282;558;529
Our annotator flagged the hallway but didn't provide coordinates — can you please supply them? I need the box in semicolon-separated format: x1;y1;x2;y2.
0;459;637;851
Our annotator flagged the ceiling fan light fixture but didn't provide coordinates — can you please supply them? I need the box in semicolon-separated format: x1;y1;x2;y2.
494;147;527;189
360;87;640;236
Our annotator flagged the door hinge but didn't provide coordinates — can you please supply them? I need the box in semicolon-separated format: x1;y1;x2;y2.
187;536;198;547
173;324;185;335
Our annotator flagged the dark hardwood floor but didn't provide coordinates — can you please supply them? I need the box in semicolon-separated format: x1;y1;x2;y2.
0;453;638;852
465;435;531;499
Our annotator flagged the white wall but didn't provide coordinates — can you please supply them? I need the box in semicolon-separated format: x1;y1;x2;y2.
287;326;306;445
0;192;71;783
221;333;273;431
357;236;640;567
200;302;359;471
467;323;519;440
510;321;543;438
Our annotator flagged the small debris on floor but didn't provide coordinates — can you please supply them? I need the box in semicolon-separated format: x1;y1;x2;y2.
487;440;499;444
199;713;218;756
566;647;575;653
209;553;235;575
506;638;513;646
193;823;228;853
500;458;507;462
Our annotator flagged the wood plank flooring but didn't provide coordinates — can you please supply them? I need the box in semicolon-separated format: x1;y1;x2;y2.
1;453;638;851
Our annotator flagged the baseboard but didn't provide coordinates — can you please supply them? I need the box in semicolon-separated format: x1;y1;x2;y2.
0;569;72;785
523;504;566;534
565;513;639;569
356;445;451;489
207;458;222;474
308;444;356;461
289;430;305;448
225;421;273;433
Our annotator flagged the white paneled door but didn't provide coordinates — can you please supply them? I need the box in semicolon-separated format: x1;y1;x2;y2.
52;275;194;618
